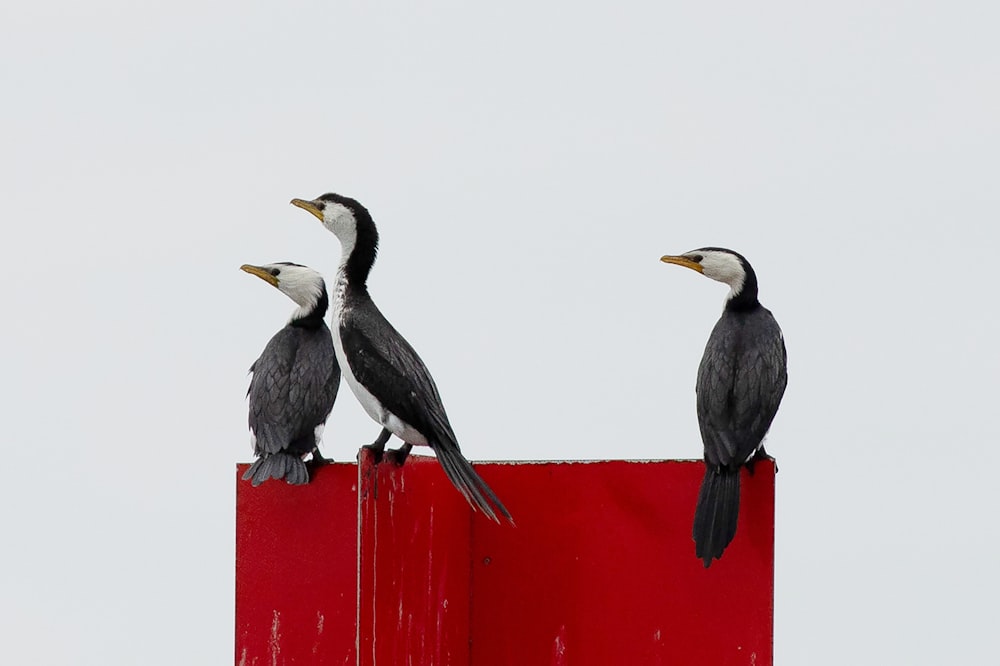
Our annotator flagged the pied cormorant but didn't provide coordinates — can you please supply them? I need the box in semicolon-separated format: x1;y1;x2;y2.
241;262;341;486
661;248;787;567
290;194;512;524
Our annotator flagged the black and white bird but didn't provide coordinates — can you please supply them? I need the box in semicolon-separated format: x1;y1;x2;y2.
241;262;341;486
290;193;512;524
660;248;787;567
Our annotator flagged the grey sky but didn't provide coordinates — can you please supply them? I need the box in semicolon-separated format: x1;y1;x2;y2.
2;1;997;663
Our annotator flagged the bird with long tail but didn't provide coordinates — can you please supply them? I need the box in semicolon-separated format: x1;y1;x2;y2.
291;193;512;524
661;248;787;567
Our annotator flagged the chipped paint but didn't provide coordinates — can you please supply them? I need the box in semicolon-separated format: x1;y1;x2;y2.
551;625;568;665
269;610;281;666
312;611;325;656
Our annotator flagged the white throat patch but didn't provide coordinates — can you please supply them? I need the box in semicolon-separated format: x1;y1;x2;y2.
273;266;325;320
322;203;358;270
697;251;746;300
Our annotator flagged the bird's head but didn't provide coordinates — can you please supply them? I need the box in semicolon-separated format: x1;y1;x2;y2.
290;193;379;282
290;193;373;248
240;262;326;311
660;247;754;302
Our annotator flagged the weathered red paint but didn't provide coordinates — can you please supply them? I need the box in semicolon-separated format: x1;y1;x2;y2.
235;463;358;666
467;460;774;665
236;455;775;665
357;450;472;666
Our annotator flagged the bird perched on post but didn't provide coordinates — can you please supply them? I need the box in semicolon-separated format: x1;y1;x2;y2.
241;262;341;486
290;193;512;524
660;248;787;567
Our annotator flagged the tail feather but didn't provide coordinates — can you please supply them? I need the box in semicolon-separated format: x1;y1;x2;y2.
242;453;309;487
433;443;513;524
692;468;741;567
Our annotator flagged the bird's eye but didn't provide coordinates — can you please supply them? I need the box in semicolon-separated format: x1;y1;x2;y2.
270;268;281;277
689;254;703;263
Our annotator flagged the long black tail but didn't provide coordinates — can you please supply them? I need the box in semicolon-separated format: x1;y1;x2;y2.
693;467;741;567
433;442;513;525
242;453;309;487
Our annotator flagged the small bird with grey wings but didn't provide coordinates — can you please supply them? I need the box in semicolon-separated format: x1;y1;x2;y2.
660;248;787;567
290;193;512;524
241;262;341;486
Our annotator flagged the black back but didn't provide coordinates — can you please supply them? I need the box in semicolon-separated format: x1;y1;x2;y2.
248;324;341;456
696;305;787;470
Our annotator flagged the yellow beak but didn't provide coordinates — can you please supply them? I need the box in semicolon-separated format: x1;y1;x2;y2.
240;264;279;287
660;255;704;273
290;198;324;222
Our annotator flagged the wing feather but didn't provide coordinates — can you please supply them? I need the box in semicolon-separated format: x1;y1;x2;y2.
248;326;340;456
696;308;787;469
340;298;457;447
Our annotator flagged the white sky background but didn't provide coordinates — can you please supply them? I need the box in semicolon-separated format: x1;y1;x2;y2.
2;1;998;663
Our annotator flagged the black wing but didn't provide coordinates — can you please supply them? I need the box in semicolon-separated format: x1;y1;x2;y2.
339;295;458;448
340;295;512;522
248;325;340;456
696;307;787;469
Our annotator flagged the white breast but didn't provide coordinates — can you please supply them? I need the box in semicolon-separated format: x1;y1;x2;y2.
330;279;429;447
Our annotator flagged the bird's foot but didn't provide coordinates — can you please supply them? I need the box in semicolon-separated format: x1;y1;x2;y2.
383;443;413;467
363;428;393;463
362;444;385;464
307;454;333;468
747;449;777;476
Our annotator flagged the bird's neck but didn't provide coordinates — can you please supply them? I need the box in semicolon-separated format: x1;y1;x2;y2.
337;227;378;291
332;261;375;327
724;267;760;313
289;287;329;329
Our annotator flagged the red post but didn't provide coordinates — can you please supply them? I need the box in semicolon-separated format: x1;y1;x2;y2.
236;455;775;665
465;460;774;665
235;463;359;665
357;451;474;665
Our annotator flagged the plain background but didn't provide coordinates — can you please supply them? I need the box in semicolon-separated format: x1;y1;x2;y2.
2;1;998;663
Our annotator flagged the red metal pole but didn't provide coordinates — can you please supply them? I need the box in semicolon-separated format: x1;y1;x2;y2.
236;455;775;665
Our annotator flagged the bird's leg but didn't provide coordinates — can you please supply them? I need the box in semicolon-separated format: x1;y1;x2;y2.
384;443;413;467
747;446;778;476
363;428;392;463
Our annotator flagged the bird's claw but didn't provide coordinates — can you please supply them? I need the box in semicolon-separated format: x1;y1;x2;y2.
308;454;333;468
383;448;409;467
362;443;385;464
747;451;777;476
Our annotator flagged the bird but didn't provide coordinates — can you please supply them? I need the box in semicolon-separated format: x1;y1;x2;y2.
241;262;341;486
660;248;787;567
290;193;513;524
